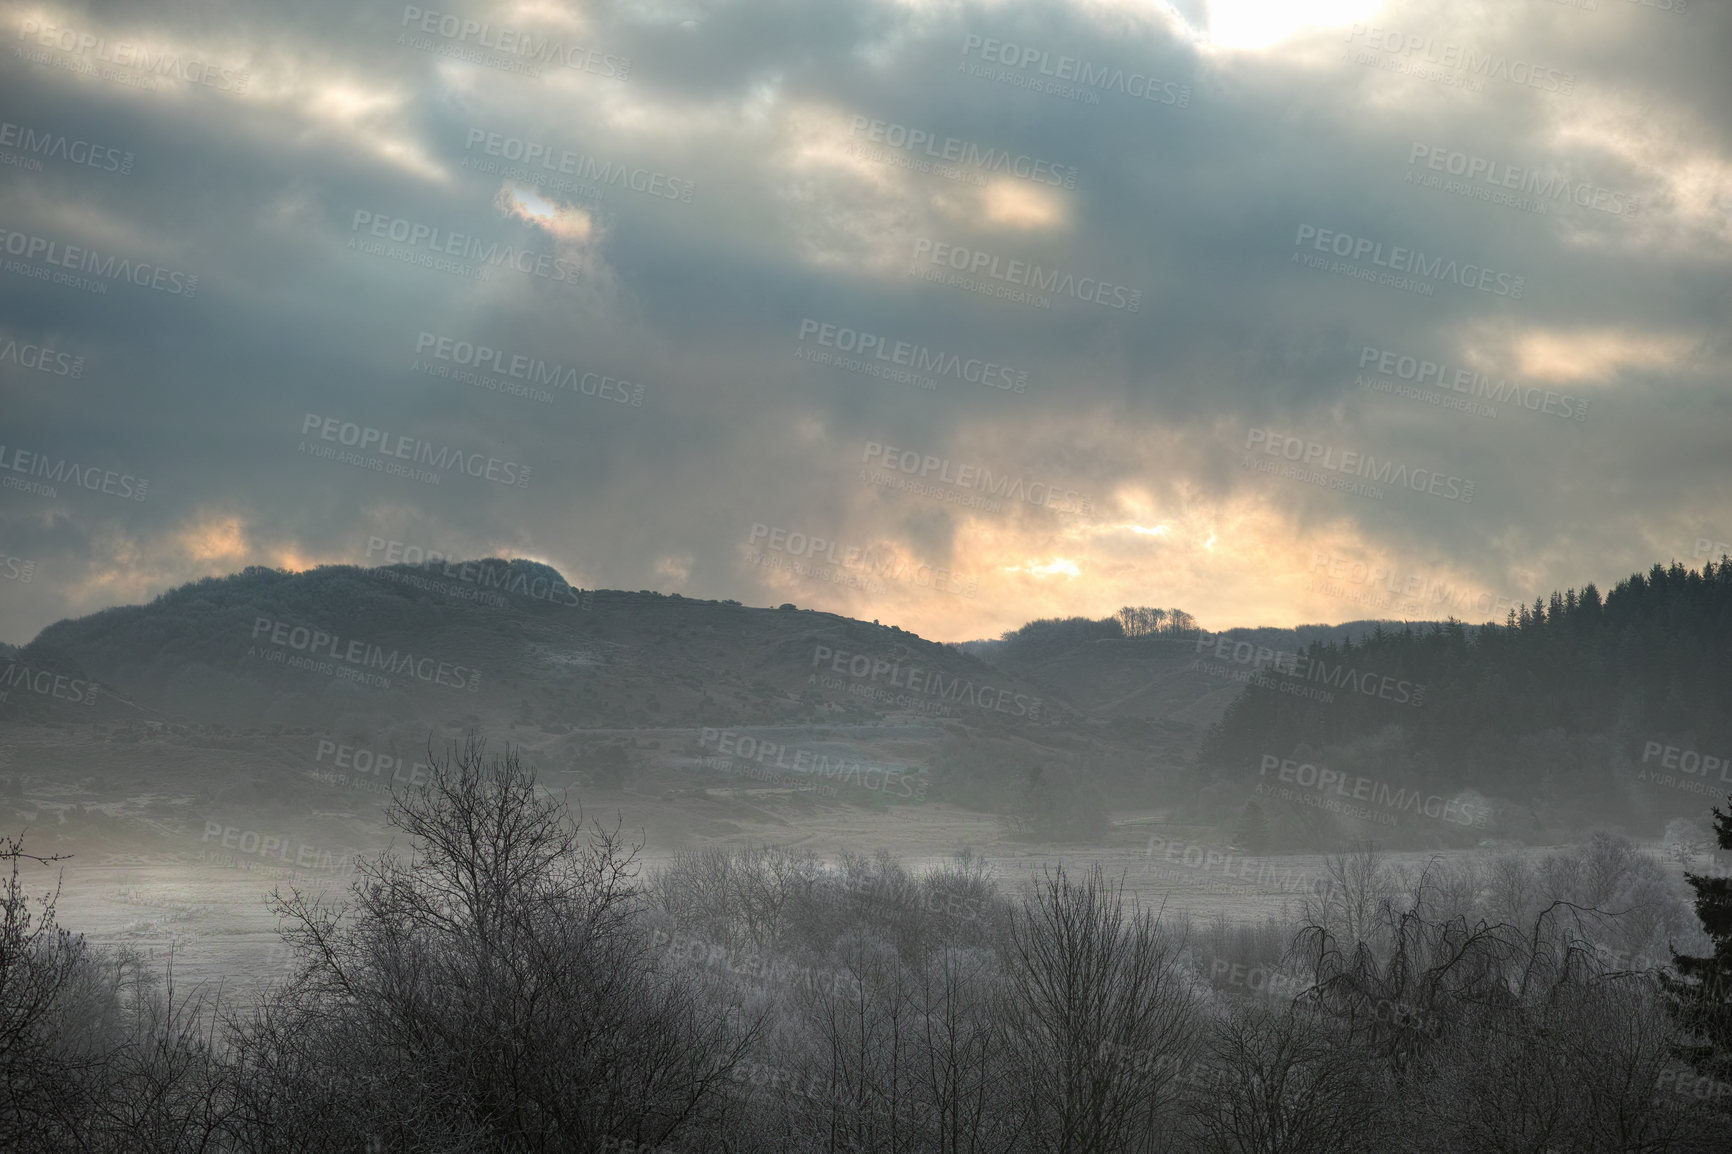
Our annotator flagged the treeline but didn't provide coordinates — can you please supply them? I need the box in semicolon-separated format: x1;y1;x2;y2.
4;741;1731;1152
994;606;1199;656
1200;559;1732;794
1113;606;1199;637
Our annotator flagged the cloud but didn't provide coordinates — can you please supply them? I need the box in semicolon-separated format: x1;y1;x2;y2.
2;0;1728;646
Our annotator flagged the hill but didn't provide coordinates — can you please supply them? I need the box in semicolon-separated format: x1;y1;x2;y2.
1193;559;1732;841
5;558;1720;866
12;560;1063;734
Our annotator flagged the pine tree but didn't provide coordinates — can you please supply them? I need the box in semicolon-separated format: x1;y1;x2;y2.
1663;797;1732;1085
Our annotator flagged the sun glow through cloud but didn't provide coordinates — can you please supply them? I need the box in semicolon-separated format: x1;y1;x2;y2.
0;0;1720;653
496;184;596;243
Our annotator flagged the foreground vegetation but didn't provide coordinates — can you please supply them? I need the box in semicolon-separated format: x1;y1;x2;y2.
3;740;1730;1152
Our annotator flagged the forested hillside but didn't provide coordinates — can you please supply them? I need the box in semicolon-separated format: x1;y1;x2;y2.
1199;559;1732;799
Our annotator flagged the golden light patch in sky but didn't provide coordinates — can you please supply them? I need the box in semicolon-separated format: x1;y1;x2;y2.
185;39;451;183
780;105;903;187
852;402;1536;638
131;518;336;589
508;0;597;32
732;472;1530;640
273;547;322;573
773;103;926;272
654;555;695;585
55;519;278;611
1005;557;1083;579
1540;86;1732;253
178;514;249;562
303;84;394;128
1508;328;1695;385
978;180;1069;230
859;492;1277;638
776;104;1070;256
295;83;448;183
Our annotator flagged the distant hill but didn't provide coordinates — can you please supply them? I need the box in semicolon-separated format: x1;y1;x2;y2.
0;564;1235;862
5;567;1450;754
960;617;1427;664
9;560;1719;856
0;566;1261;843
9;561;1068;737
958;613;1449;744
1194;560;1732;836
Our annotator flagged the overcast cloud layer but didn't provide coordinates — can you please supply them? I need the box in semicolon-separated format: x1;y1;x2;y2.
1;0;1728;643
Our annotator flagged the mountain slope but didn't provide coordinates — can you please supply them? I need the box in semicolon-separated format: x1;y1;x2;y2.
1194;560;1732;835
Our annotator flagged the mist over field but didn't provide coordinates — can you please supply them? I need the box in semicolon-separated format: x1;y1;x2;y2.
3;0;1731;1150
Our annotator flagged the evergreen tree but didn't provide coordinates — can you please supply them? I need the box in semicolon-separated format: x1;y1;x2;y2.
1198;558;1732;792
1662;797;1732;1088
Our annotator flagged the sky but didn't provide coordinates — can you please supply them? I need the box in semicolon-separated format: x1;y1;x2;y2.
1;0;1728;644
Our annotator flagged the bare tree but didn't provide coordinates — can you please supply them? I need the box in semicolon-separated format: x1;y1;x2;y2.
80;957;230;1154
1180;1005;1391;1154
248;738;748;1153
1305;843;1394;946
1003;864;1203;1154
0;833;94;1151
1405;977;1709;1154
907;945;1019;1154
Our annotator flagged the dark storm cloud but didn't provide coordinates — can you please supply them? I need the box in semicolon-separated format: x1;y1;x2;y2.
0;0;1727;642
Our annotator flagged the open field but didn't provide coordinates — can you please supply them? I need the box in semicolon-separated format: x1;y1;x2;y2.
6;722;1708;997
33;801;1670;999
